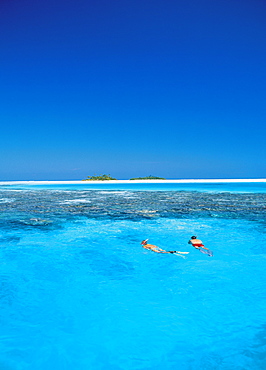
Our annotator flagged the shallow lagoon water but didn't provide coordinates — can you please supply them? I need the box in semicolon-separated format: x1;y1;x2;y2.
0;183;266;369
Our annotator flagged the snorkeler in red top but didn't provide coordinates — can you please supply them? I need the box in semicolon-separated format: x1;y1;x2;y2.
188;236;213;256
188;236;208;249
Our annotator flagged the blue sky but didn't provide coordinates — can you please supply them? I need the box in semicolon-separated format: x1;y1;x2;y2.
0;0;265;180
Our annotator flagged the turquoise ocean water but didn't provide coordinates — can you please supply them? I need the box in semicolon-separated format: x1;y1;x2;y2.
0;182;266;369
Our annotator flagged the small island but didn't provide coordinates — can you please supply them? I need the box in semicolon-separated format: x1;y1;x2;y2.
83;174;166;181
83;174;117;181
130;175;166;180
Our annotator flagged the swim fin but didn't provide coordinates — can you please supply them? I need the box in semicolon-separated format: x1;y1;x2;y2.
199;248;213;257
169;251;189;254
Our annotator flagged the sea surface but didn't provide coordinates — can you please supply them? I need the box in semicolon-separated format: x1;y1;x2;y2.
0;182;266;369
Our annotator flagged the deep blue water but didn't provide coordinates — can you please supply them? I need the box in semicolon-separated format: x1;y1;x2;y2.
0;183;266;369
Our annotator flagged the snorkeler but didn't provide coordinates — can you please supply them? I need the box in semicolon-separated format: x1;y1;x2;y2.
188;236;208;250
141;239;189;255
188;236;213;256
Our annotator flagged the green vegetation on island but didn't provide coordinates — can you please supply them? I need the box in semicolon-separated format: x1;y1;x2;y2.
83;174;166;181
130;175;166;180
83;174;117;181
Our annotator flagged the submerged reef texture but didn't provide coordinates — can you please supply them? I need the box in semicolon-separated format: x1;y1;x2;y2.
1;189;266;226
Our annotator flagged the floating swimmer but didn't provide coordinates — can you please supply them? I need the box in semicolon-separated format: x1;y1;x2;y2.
188;236;213;256
141;239;189;256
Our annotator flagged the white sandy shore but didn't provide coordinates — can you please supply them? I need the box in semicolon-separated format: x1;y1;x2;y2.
0;179;266;185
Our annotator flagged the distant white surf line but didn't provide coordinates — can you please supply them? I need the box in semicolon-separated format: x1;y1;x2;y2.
0;179;266;185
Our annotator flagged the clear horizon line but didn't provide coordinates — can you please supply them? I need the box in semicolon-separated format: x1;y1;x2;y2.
1;178;266;185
